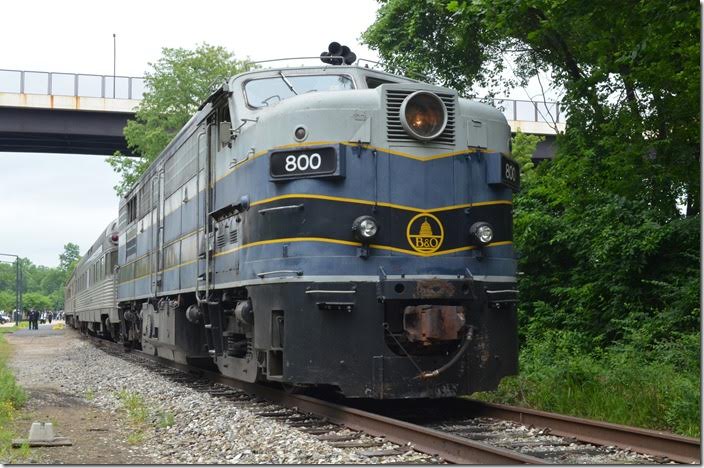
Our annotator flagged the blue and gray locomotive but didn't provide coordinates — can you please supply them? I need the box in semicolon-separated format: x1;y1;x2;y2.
71;48;520;399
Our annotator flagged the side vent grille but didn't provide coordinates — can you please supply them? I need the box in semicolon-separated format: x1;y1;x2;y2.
125;237;137;258
229;229;238;244
216;233;226;249
386;89;456;147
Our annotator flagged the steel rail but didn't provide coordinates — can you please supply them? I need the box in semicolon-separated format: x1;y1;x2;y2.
84;336;544;463
177;362;547;464
85;335;699;464
458;399;700;464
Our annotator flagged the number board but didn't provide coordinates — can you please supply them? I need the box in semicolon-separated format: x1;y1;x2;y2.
500;154;520;191
486;152;520;192
270;147;338;180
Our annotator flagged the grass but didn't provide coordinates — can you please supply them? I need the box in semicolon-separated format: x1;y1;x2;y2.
115;390;149;425
116;390;178;445
126;431;144;445
156;410;175;428
474;331;700;437
0;326;29;462
85;388;95;401
0;323;27;335
115;390;156;445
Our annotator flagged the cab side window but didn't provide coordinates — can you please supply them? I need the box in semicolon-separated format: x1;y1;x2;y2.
366;77;395;89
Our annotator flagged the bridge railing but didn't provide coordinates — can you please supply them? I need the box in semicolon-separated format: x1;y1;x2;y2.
488;98;566;124
0;69;146;100
0;68;566;124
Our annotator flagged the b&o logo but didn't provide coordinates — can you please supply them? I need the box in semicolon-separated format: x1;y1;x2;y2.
406;213;444;253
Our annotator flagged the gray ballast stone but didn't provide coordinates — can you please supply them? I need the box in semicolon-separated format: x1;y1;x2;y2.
20;334;439;464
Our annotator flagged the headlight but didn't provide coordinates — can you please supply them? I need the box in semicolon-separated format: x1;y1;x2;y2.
400;91;448;141
470;222;494;245
352;215;379;241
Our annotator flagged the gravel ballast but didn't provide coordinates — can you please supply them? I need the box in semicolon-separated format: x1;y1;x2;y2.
12;330;436;464
8;328;679;464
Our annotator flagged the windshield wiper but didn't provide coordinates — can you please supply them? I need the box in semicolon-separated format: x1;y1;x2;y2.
278;70;299;95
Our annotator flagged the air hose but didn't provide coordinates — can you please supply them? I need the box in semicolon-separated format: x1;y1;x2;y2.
415;326;475;380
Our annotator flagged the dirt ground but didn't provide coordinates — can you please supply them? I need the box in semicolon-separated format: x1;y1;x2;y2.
4;324;156;464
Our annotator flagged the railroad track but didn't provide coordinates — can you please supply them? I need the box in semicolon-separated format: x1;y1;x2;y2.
84;333;700;464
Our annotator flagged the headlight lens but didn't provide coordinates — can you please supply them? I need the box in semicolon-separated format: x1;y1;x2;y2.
400;91;448;141
352;216;379;241
470;222;494;245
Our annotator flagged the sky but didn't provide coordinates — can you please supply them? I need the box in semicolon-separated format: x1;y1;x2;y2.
0;0;558;267
0;0;383;267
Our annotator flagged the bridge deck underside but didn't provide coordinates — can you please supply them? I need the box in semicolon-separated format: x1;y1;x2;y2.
0;107;134;156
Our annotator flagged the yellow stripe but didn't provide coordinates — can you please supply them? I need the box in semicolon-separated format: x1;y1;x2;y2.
118;259;199;285
212;237;513;259
164;229;203;247
161;259;197;274
119;237;514;285
270;140;338;149
214;237;362;258
366;243;476;257
250;193;511;213
215;141;500;182
358;144;477;161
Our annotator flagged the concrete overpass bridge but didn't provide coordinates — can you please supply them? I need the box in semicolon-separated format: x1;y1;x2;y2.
0;69;143;155
0;68;564;158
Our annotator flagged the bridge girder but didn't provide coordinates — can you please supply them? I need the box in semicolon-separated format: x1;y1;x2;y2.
0;107;134;156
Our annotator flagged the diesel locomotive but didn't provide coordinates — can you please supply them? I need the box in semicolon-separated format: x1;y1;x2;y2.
66;46;520;398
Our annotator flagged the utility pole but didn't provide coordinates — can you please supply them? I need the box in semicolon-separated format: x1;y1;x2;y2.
113;33;117;98
15;259;20;325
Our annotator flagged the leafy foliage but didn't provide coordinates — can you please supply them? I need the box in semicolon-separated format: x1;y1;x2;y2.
364;0;700;211
0;244;81;311
107;43;254;195
58;242;80;275
365;0;700;435
0;327;28;463
476;330;700;437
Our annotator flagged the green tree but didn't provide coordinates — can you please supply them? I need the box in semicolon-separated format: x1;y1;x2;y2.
107;43;254;195
0;291;15;312
363;0;700;213
365;0;700;353
367;2;701;434
59;242;81;274
23;292;52;311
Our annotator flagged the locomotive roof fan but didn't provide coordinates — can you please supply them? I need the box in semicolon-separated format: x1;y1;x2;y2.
320;41;357;65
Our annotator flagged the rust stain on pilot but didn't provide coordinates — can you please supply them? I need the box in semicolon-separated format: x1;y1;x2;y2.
415;279;455;298
403;305;465;343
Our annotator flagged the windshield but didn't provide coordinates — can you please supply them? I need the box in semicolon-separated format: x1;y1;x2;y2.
245;74;355;108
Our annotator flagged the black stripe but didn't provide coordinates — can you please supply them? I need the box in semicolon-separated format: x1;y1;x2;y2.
238;197;512;253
